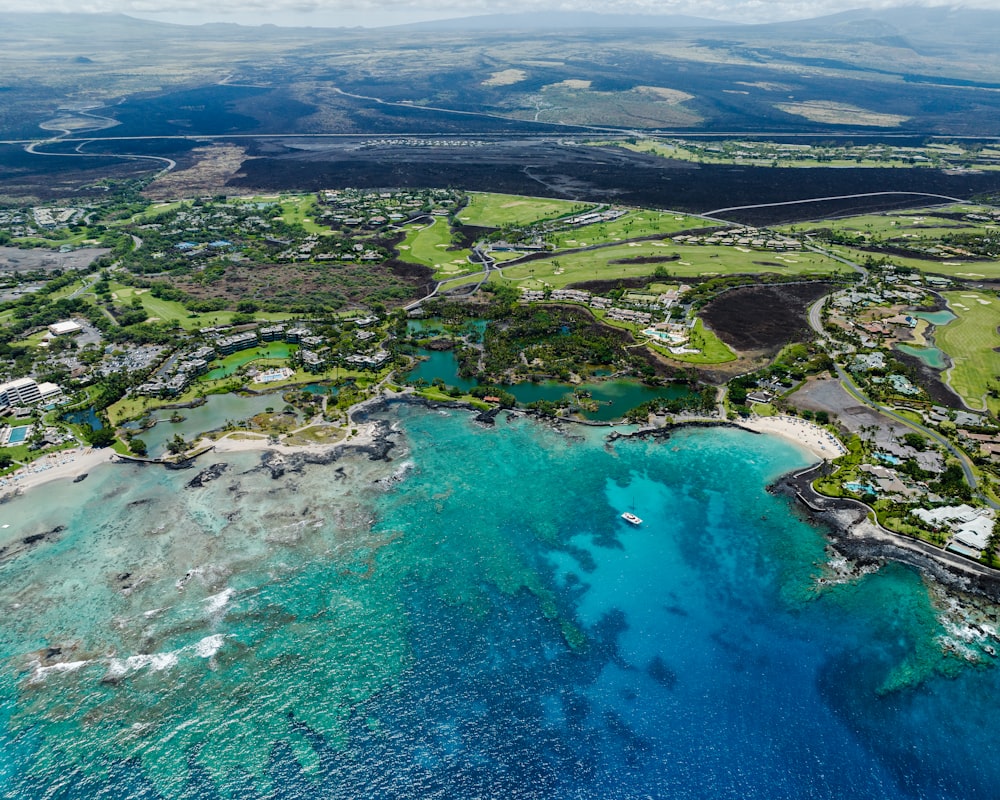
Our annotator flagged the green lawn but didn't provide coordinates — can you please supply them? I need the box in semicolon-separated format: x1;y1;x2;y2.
613;141;919;169
650;318;736;365
278;196;330;235
781;208;993;238
495;242;848;289
47;279;88;301
397;220;474;277
935;291;1000;414
546;210;712;250
459;193;593;228
204;343;295;380
110;285;295;330
823;244;1000;279
123;201;182;224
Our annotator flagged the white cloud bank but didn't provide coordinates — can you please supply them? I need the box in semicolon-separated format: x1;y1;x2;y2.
2;0;999;27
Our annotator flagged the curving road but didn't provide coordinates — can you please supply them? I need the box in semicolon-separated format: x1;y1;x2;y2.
703;191;967;219
804;278;996;508
833;363;990;503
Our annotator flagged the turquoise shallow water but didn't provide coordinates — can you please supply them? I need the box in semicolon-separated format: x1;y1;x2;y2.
896;343;948;369
914;310;957;327
1;404;999;798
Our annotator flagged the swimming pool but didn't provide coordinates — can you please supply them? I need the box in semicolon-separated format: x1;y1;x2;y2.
7;426;30;444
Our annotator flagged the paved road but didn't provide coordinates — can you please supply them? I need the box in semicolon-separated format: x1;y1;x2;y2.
804;283;996;507
703;191;966;218
834;364;992;502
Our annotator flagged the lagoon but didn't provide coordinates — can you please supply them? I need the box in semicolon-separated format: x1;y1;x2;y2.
406;345;692;420
63;406;102;430
137;392;290;455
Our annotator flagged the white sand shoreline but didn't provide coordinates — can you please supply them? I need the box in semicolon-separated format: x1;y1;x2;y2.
2;406;843;499
734;414;847;462
0;447;116;495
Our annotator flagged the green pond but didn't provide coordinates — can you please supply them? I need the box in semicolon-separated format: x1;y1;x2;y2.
63;406;102;430
406;347;691;421
137;393;291;456
204;343;294;380
914;310;956;326
896;343;948;369
301;383;342;396
407;318;488;343
507;380;692;422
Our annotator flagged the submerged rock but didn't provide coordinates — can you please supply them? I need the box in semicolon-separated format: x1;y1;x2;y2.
186;463;230;489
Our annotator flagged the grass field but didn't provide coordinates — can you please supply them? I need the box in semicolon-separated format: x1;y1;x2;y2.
781;208;994;238
612;140;919;169
124;202;182;224
278;196;330;236
11;230;95;249
110;285;295;330
397;220;474;277
459;193;593;228
650;318;736;364
204;342;294;380
935;291;1000;414
546;210;713;250
495;242;848;289
825;245;1000;279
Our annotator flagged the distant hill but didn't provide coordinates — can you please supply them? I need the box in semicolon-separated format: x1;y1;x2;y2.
747;6;1000;48
395;12;738;32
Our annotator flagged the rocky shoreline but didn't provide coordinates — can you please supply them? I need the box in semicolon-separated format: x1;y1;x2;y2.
773;463;1000;604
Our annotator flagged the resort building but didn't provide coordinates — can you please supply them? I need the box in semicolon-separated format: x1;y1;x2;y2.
0;378;42;407
215;331;259;355
48;320;82;336
285;327;313;344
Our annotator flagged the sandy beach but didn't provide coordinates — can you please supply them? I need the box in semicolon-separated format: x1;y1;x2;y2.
0;447;116;494
0;407;843;500
736;415;847;462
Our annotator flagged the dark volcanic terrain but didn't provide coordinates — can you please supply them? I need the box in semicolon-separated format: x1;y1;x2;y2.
229;140;1000;220
701;282;837;353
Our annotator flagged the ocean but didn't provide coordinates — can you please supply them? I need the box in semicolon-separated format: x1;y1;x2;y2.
1;403;998;799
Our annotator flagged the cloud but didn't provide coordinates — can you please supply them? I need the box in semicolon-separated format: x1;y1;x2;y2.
2;0;999;26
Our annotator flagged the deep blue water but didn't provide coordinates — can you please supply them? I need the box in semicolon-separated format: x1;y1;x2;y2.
1;405;999;799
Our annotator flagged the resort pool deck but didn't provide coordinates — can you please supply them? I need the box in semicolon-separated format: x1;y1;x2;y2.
4;425;30;445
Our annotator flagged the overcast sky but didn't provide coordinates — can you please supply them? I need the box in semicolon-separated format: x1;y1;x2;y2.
3;0;998;27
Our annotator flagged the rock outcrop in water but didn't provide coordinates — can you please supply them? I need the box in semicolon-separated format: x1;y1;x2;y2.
186;463;229;489
0;525;66;564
